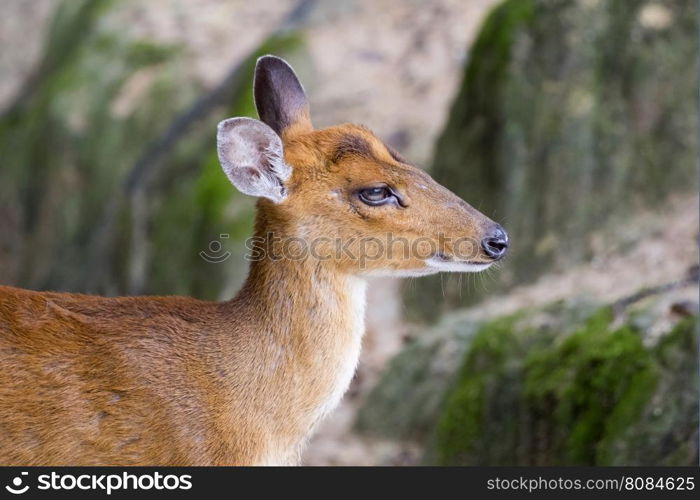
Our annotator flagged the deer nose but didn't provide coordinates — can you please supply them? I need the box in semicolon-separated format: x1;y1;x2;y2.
481;225;509;261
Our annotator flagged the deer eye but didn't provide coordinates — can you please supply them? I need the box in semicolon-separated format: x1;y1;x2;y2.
358;186;394;206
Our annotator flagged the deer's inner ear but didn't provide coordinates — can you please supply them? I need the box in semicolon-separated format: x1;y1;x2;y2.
254;56;313;138
217;117;291;204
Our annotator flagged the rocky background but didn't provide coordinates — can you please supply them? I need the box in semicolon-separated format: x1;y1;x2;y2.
0;0;697;465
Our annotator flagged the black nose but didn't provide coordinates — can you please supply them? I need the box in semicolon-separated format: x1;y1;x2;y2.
481;225;509;260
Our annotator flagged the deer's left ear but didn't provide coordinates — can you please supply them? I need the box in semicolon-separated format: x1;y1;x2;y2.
217;117;291;203
254;55;313;137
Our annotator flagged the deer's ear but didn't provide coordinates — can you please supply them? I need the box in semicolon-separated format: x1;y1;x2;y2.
216;117;291;203
254;55;312;137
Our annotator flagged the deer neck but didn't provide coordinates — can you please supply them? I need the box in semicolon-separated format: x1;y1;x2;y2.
240;255;367;343
230;219;368;428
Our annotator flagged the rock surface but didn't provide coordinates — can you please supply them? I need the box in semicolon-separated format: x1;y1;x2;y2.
406;0;699;320
358;283;699;465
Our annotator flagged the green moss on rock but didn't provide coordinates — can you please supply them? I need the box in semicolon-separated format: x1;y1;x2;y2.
434;315;523;464
522;309;658;464
598;316;699;465
355;298;599;444
433;308;698;465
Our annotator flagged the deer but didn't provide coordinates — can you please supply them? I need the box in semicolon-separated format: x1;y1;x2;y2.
0;56;508;466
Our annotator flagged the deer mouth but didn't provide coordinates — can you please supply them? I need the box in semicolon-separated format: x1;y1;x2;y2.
425;254;494;273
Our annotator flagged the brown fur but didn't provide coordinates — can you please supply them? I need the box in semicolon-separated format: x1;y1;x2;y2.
0;57;503;465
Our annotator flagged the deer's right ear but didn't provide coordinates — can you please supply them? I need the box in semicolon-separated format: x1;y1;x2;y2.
216;117;291;203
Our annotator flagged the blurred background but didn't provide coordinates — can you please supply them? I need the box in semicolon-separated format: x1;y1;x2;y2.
0;0;697;465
